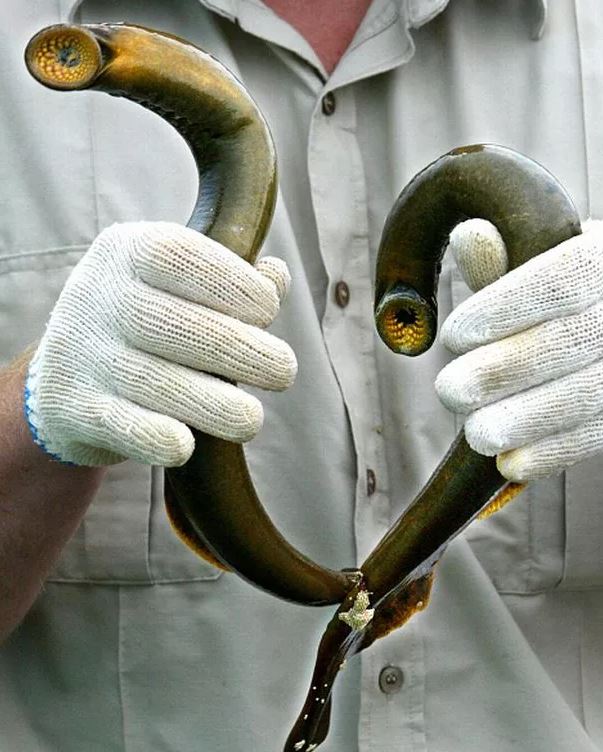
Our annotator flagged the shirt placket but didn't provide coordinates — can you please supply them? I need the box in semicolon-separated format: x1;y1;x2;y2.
308;87;391;556
308;78;427;749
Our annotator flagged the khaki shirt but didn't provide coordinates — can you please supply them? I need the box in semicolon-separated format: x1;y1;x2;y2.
2;0;603;750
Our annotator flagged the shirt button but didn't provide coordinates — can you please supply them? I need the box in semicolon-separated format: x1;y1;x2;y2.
378;665;404;694
321;91;336;115
334;281;350;308
366;469;376;496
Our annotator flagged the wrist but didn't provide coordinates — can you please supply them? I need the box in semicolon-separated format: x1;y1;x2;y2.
2;348;108;482
4;347;48;463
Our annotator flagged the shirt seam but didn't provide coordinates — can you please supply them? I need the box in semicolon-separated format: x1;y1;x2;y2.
561;0;591;593
84;83;102;238
327;47;414;98
578;594;587;728
45;576;222;584
500;584;603;595
346;93;392;537
0;261;84;279
145;467;157;581
526;483;536;591
67;0;102;234
117;585;128;752
0;246;87;263
572;0;591;218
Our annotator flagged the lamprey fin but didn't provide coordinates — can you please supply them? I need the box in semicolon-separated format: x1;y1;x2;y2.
285;571;434;751
284;601;361;752
477;482;527;521
164;474;230;572
359;571;434;651
166;428;362;605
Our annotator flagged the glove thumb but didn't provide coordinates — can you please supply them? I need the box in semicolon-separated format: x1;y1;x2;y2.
449;218;508;292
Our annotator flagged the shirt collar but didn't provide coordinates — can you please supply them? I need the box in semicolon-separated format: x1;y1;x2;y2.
64;0;549;71
65;0;548;37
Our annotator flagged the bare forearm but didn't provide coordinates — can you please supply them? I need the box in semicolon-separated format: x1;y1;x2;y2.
0;352;106;642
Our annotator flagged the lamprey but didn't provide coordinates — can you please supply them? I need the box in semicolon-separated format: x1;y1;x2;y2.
25;23;360;605
285;145;582;750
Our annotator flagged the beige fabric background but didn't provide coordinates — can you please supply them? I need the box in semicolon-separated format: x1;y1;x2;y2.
2;0;603;750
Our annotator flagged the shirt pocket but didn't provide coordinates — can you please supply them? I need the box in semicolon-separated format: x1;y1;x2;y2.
449;265;569;593
0;248;221;584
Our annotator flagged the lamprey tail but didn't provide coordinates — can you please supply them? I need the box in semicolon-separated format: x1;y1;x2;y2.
286;145;582;749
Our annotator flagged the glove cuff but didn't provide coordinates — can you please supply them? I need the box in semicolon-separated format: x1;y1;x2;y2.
23;349;77;465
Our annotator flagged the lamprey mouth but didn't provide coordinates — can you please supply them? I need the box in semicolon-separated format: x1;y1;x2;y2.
374;286;435;356
25;25;104;90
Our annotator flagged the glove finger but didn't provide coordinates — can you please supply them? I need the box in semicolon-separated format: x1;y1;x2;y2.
128;222;286;328
118;282;298;390
496;412;603;482
436;301;603;413
464;359;603;455
73;394;195;467
255;256;291;302
441;228;603;354
112;347;263;442
449;218;508;292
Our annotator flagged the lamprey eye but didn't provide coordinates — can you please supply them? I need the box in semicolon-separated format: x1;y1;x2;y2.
375;289;435;356
25;25;102;90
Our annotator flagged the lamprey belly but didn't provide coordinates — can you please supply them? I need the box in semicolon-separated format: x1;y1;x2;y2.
25;23;360;605
285;145;582;751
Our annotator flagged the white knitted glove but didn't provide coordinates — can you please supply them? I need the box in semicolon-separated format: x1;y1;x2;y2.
435;219;603;482
24;221;296;467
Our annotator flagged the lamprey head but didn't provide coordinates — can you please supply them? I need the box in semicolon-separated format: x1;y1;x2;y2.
374;285;436;356
25;25;104;90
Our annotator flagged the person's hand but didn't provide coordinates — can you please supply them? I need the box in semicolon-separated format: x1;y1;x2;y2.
435;219;603;482
24;221;296;467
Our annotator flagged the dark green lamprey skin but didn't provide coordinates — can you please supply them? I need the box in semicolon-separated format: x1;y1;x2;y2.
285;145;582;751
25;23;360;606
